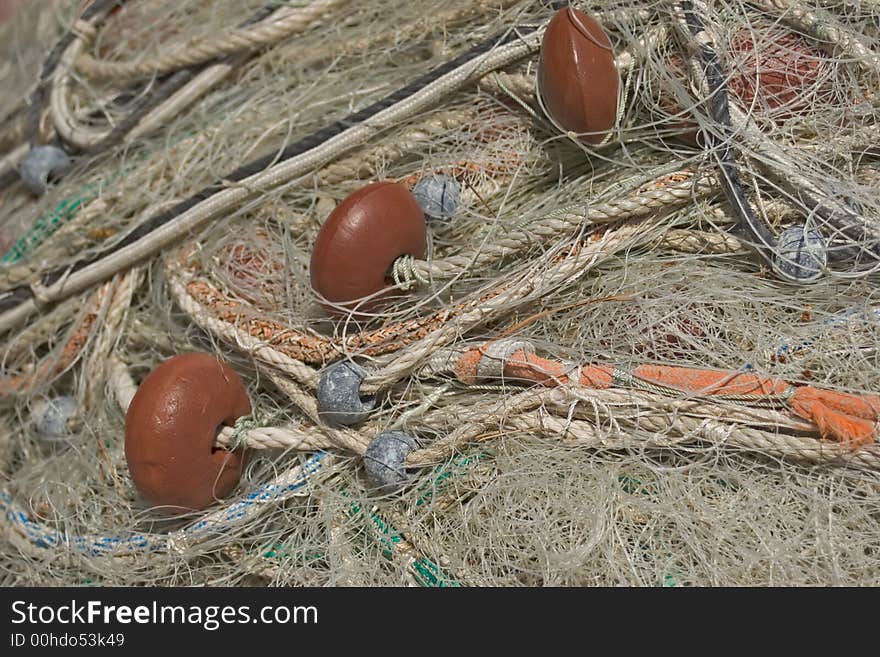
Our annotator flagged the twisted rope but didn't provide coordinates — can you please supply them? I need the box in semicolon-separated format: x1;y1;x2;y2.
109;355;331;452
0;453;331;559
405;381;880;470
75;0;350;81
0;21;550;333
674;0;880;267
414;169;719;279
48;2;317;151
391;254;430;291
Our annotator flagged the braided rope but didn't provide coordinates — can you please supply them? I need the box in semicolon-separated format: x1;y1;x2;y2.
0;280;115;398
507;410;880;471
415;169;719;280
726;102;880;257
674;0;880;267
74;0;350;81
108;354;332;452
7;2;880;574
405;381;880;470
165;161;722;391
0;452;331;559
49;35;110;148
168;216;658;397
82;268;143;405
107;356;138;412
391;254;430;291
262;369;370;455
216;424;331;451
49;2;317;151
0;107;476;291
167;271;321;387
361;221;652;393
660;227;743;253
0;27;547;335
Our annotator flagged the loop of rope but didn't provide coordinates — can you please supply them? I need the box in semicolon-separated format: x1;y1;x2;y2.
227;413;261;451
74;0;350;81
71;19;98;42
390;254;430;291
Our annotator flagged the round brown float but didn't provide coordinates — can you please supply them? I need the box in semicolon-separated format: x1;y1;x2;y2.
537;7;619;145
310;181;426;313
124;353;251;513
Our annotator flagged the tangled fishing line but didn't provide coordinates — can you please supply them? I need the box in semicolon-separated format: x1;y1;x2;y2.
1;0;880;586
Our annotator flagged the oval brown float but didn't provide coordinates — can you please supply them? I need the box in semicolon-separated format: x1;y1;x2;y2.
537;7;619;145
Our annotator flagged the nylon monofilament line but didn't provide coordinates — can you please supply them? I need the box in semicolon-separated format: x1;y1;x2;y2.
3;0;880;588
0;2;569;333
0;1;338;195
672;0;880;278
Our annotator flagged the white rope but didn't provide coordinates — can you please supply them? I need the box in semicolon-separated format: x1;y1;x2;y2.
166;270;320;389
0;29;546;335
75;0;351;81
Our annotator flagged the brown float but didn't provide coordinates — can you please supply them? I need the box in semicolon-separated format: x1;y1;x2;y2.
124;353;251;512
537;7;619;145
310;181;427;314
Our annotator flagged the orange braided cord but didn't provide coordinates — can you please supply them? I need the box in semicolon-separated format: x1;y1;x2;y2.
631;365;792;398
451;348;484;385
0;304;99;398
507;351;616;388
184;275;513;366
790;387;880;449
454;347;615;388
454;345;879;449
633;367;879;447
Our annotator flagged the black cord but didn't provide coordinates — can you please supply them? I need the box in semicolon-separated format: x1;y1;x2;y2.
73;0;282;156
678;1;778;261
0;1;568;318
680;1;880;271
2;0;284;195
75;67;200;156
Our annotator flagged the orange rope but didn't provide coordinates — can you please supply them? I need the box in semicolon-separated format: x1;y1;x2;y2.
0;309;98;398
454;345;880;449
0;280;116;398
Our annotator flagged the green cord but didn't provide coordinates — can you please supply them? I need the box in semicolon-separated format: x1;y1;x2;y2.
1;193;93;264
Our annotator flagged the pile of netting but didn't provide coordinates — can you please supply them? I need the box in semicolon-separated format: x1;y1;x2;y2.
1;0;880;586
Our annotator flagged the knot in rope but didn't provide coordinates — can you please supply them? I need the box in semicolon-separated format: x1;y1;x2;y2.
391;254;429;291
72;19;98;42
228;413;260;451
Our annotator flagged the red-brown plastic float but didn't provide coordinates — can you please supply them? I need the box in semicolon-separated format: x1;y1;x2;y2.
537;7;619;145
124;353;251;512
310;181;426;314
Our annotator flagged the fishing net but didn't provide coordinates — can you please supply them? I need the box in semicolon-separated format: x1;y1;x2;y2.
1;0;880;586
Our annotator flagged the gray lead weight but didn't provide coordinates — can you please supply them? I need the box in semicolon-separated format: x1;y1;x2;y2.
773;224;826;283
364;431;420;490
19;145;71;196
412;174;460;221
32;396;77;441
317;361;375;427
